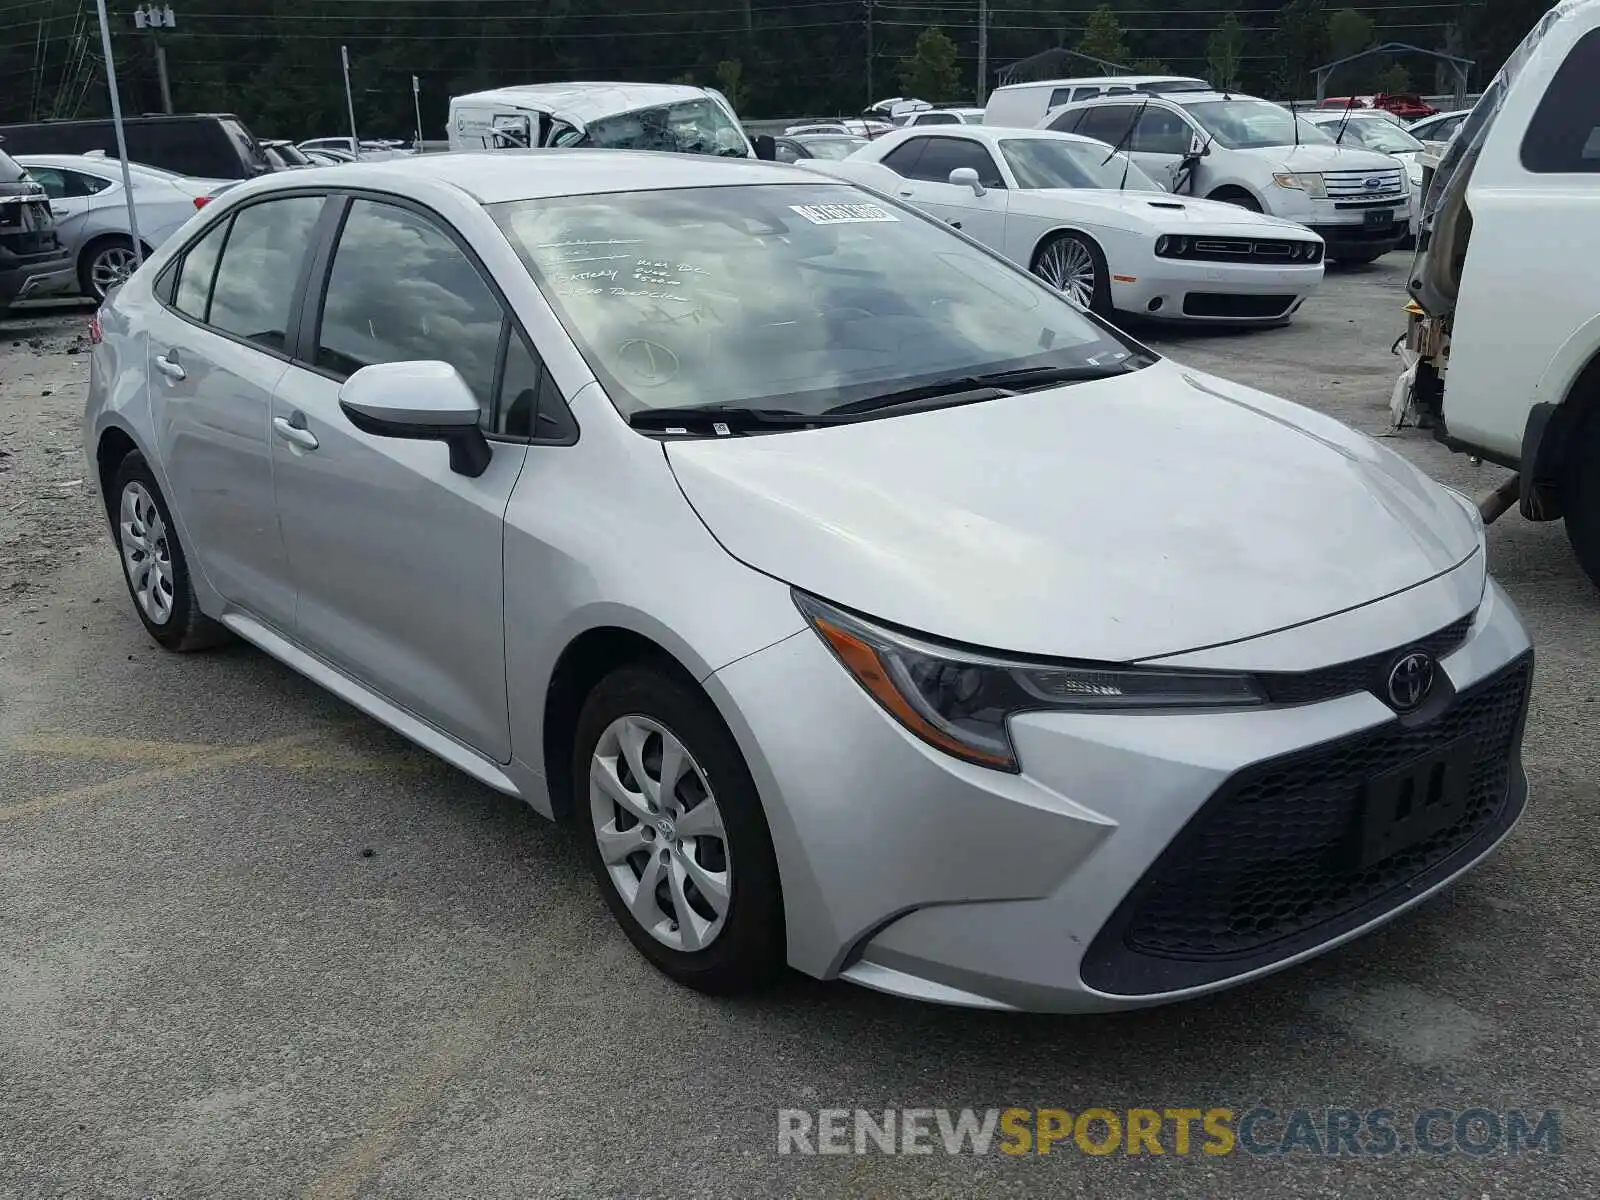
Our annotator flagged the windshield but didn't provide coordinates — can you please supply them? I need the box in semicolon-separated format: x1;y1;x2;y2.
801;137;867;160
999;137;1163;191
491;183;1139;418
581;98;750;157
1186;100;1335;150
1324;118;1423;154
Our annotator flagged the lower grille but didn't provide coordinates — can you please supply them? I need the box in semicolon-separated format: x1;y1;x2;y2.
1181;292;1296;319
1080;653;1533;996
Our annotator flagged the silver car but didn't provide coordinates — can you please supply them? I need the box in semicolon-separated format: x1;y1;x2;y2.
85;152;1533;1012
18;153;218;301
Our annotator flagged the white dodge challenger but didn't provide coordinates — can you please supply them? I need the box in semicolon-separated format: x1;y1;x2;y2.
802;125;1327;325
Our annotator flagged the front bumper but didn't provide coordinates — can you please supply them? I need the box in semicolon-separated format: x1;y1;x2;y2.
1112;260;1324;324
708;572;1532;1013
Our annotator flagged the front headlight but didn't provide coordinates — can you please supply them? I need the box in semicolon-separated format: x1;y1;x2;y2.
794;592;1266;772
1272;171;1327;198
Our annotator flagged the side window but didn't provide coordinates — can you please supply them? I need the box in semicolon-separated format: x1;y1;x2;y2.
1047;108;1086;134
63;169;111;197
1521;27;1600;173
774;139;803;163
24;166;67;198
315;199;504;422
1077;105;1139;146
207;196;323;350
1048;88;1077;109
1071;87;1102;102
879;139;927;176
498;329;577;442
1132;108;1192;155
906;137;1005;187
172;218;231;321
917;112;960;126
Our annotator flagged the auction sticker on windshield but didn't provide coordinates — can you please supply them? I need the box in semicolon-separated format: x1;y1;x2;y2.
789;203;899;224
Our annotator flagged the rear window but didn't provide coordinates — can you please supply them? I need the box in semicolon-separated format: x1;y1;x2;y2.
1520;26;1600;173
0;149;23;183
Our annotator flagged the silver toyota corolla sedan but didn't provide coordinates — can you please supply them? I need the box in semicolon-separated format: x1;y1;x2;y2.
84;151;1534;1013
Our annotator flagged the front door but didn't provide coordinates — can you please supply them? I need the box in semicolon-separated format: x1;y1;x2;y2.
270;196;527;761
144;194;326;631
882;135;1011;249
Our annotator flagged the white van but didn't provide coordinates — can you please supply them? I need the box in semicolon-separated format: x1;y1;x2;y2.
983;76;1210;128
446;82;767;158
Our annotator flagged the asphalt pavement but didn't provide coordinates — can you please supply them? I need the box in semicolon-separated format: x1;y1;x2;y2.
1;260;1597;1198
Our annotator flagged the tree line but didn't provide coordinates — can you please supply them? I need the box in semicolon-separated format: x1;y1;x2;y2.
0;0;1560;140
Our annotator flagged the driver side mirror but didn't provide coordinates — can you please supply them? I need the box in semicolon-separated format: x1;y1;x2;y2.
752;134;777;161
1186;134;1209;160
949;166;986;196
338;361;493;478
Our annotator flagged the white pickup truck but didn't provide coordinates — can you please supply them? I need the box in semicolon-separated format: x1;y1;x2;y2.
1401;0;1600;586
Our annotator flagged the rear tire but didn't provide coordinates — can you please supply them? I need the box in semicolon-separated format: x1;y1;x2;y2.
109;451;230;651
574;662;786;995
1562;412;1600;590
79;235;142;302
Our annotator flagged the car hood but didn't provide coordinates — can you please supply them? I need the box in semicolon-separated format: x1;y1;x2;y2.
664;361;1480;661
1251;143;1408;173
1016;188;1317;235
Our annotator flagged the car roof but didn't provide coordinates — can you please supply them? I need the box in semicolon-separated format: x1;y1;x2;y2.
993;75;1205;91
450;82;713;123
229;149;819;205
15;152;172;175
878;125;1109;150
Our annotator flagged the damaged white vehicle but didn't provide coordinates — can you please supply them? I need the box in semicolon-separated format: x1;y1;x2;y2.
804;126;1325;324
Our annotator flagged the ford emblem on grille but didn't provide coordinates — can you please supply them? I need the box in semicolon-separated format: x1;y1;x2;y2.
1364;177;1384;190
1386;651;1436;710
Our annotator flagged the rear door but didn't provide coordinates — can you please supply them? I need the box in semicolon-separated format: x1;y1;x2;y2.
269;195;531;760
23;165;111;242
144;193;328;630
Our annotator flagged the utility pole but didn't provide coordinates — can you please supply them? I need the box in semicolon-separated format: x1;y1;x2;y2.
412;75;423;152
976;0;988;106
94;0;143;267
864;0;874;107
132;4;174;114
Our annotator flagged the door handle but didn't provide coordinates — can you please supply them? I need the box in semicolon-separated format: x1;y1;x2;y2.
51;206;68;217
898;190;914;197
272;416;319;450
154;353;186;380
946;219;962;229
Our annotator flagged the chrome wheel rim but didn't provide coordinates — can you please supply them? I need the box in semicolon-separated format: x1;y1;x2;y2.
589;714;732;951
118;482;175;625
90;246;139;300
1036;238;1097;308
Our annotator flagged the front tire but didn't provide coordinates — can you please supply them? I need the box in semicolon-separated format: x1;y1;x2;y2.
1031;232;1111;315
1563;411;1600;590
574;663;786;994
110;451;229;651
1207;188;1263;213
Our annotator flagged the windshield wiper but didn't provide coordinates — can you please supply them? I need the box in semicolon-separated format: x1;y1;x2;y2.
628;405;849;433
824;361;1144;418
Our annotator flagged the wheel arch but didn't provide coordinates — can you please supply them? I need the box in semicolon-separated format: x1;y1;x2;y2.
77;231;154;292
1029;223;1106;270
1205;183;1262;209
1522;346;1600;522
94;423;142;528
541;624;708;823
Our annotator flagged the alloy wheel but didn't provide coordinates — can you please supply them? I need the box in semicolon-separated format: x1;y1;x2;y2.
90;245;140;301
118;481;175;625
1035;238;1098;309
589;714;732;952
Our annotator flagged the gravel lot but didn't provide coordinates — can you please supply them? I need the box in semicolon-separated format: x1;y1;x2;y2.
2;261;1597;1199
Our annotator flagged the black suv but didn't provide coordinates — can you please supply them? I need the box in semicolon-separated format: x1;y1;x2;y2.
0;145;73;314
0;114;274;181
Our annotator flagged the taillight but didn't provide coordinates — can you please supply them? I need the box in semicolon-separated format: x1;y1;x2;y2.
88;314;103;344
194;195;212;209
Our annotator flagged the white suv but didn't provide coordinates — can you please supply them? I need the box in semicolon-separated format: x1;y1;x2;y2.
1046;92;1412;263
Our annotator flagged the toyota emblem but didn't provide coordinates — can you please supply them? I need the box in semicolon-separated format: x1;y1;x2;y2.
1386;651;1435;711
